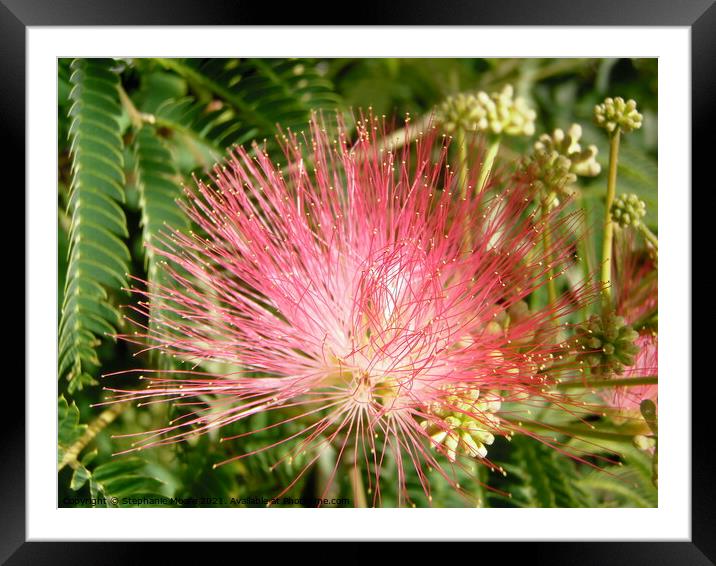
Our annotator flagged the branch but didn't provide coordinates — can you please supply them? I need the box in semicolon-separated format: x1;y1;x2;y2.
554;375;657;391
58;403;128;472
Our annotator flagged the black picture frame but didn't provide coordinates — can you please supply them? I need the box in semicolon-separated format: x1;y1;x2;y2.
8;0;709;562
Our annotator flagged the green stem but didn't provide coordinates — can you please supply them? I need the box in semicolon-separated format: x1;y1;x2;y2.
477;136;501;194
554;375;657;391
59;402;128;472
639;224;658;251
541;197;557;304
456;128;470;200
118;85;144;130
600;129;621;308
349;466;368;508
510;420;638;443
475;462;488;508
575;192;595;318
455;127;476;252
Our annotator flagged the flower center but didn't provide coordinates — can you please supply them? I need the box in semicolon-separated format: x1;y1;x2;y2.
323;362;404;409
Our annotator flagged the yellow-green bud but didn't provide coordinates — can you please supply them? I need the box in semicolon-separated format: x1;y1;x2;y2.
439;84;536;137
525;149;577;203
533;123;601;177
593;97;643;134
421;385;501;462
574;312;640;376
611;193;646;228
633;434;656;452
526;123;601;203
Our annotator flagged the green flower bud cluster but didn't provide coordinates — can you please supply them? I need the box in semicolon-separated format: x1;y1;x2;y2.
593;97;643;134
421;386;501;462
526;124;600;203
533;124;601;177
525;148;577;202
611;193;646;228
439;85;536;137
574;312;640;376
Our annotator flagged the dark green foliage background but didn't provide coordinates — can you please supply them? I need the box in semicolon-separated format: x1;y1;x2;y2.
58;58;657;508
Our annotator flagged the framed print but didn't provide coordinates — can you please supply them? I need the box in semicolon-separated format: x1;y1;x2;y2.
8;0;711;562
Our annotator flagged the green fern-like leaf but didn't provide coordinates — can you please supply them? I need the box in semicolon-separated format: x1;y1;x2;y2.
87;457;168;507
133;126;189;350
134;126;188;278
58;395;87;465
574;445;657;508
58;59;73;151
151;58;340;157
59;58;129;391
576;471;654;508
497;436;588;508
152;95;254;159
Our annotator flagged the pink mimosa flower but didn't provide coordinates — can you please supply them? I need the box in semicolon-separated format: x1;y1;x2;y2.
614;233;657;327
600;332;657;416
107;115;598;506
603;234;658;422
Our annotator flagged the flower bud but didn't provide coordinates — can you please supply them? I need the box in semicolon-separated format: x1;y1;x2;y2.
593;97;643;134
633;434;656;451
574;312;640;376
439;84;536;137
421;385;502;462
611;193;647;228
528;122;601;199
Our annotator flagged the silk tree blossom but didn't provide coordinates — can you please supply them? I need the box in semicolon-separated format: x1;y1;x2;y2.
614;233;658;326
106;115;598;506
601;234;658;423
600;333;657;421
